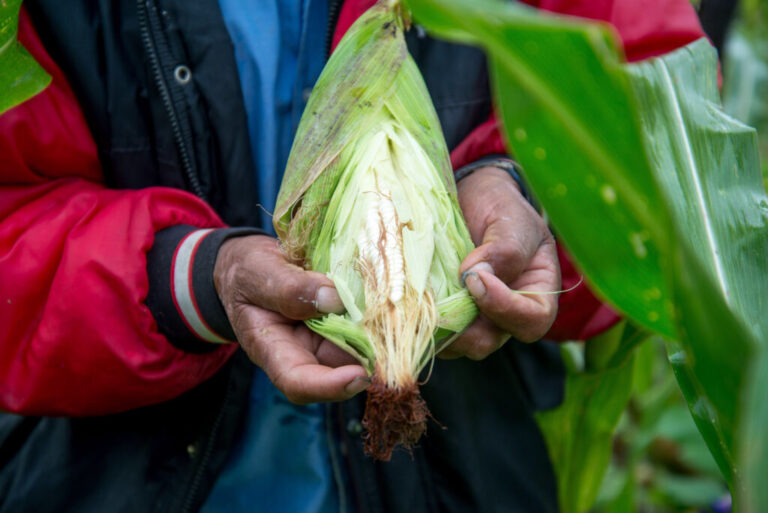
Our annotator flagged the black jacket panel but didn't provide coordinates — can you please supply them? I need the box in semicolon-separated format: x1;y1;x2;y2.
405;30;492;151
340;345;561;513
25;0;262;227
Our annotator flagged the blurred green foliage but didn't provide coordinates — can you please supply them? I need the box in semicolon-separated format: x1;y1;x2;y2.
723;0;768;188
540;333;731;513
593;337;729;512
536;322;639;513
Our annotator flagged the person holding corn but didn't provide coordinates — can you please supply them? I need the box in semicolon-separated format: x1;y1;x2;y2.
0;0;706;511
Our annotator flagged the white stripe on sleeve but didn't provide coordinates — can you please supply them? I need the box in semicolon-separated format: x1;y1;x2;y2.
173;229;230;344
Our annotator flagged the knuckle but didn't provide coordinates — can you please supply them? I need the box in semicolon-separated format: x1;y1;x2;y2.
499;299;558;344
528;302;558;341
489;239;527;282
282;274;304;301
479;299;509;322
465;349;491;361
504;238;527;265
464;350;485;361
279;274;313;318
441;334;471;355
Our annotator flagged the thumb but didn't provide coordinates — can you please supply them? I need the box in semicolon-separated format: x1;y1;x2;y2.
218;236;346;320
259;265;346;320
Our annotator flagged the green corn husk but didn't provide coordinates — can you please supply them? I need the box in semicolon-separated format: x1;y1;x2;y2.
274;0;477;460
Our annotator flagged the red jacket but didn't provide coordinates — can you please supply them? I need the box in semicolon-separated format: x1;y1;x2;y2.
0;0;705;416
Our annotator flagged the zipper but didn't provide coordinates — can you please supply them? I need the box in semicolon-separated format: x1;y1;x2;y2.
325;0;342;58
177;372;236;513
137;0;204;198
326;403;348;513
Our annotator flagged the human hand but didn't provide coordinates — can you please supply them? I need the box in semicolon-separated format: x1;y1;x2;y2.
440;166;560;360
213;235;370;403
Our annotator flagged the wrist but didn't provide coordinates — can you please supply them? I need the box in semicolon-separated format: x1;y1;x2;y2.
458;165;521;191
146;226;265;352
213;237;238;302
455;156;530;202
213;234;273;303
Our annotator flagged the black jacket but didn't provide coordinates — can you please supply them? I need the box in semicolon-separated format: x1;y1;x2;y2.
0;1;564;511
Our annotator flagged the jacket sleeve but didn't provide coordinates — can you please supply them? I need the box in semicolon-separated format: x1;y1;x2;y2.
0;10;243;417
527;0;707;62
447;0;707;341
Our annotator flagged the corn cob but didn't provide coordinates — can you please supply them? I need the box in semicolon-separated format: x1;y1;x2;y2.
274;0;477;460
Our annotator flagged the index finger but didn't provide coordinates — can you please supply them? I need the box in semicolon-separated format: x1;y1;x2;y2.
235;305;370;404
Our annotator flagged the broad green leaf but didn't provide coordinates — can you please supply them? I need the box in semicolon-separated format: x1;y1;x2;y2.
406;0;675;337
405;0;768;504
627;40;768;342
629;41;766;492
597;339;725;511
631;332;659;397
719;8;768;509
604;477;635;513
0;0;51;114
724;30;768;138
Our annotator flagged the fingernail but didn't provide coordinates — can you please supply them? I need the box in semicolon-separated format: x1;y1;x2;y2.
461;262;494;286
464;272;487;298
345;376;372;395
316;286;345;314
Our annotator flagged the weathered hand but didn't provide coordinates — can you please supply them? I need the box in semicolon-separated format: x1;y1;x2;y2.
214;235;370;403
440;166;560;360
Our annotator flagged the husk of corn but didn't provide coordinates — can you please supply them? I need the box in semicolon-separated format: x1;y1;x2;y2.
274;0;478;460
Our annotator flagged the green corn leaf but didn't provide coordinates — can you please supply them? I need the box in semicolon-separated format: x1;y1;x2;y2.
627;40;768;342
628;42;766;493
406;0;768;504
407;0;674;337
0;0;51;114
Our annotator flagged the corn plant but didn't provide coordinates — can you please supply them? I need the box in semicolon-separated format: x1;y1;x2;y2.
405;0;768;510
